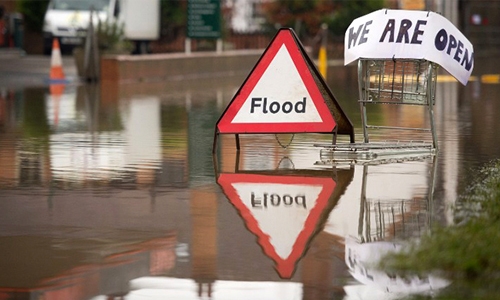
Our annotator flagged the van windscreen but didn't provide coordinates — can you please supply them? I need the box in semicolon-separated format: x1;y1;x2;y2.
52;0;110;11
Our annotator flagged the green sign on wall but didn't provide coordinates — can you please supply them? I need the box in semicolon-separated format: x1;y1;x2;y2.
187;0;221;39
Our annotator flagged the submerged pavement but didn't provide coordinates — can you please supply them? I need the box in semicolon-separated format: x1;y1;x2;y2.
0;50;78;88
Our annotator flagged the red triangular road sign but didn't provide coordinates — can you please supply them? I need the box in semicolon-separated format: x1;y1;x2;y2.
217;173;336;278
217;28;337;134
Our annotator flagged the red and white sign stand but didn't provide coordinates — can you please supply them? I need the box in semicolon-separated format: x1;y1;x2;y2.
213;28;354;153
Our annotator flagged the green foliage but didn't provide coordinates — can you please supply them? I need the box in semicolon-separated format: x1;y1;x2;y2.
379;160;500;296
160;0;186;40
16;0;50;32
262;0;384;38
454;161;500;224
96;19;133;53
381;221;500;279
262;0;337;38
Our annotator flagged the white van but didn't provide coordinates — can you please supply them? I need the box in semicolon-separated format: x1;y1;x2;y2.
43;0;159;55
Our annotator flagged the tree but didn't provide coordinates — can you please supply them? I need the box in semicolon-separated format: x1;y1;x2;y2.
160;0;186;40
262;0;338;39
262;0;384;39
326;0;384;36
16;0;50;32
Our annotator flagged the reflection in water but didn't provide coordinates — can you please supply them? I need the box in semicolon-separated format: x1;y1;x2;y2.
216;163;354;278
0;56;499;299
216;132;442;297
0;233;176;299
0;79;235;299
435;80;460;225
128;277;303;299
357;157;437;243
344;237;449;299
47;84;161;182
340;158;448;299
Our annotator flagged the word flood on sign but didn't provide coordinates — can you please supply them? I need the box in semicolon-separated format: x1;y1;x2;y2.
251;192;306;208
250;97;306;114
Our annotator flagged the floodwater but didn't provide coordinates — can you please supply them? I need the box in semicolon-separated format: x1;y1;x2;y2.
0;55;499;300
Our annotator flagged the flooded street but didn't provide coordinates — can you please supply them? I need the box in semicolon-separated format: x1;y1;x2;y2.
1;54;500;299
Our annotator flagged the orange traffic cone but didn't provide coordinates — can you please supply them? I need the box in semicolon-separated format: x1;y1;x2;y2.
49;38;67;83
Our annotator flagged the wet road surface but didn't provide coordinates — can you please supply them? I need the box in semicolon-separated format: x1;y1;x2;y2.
0;53;500;299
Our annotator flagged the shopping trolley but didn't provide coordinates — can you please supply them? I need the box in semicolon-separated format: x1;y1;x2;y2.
316;57;439;164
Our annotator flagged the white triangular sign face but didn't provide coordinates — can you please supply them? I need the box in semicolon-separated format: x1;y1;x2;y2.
233;182;323;258
232;44;323;124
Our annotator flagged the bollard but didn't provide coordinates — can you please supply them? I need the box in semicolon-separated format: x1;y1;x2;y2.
318;23;328;79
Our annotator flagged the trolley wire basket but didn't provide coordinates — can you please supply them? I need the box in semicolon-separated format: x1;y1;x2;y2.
358;58;439;148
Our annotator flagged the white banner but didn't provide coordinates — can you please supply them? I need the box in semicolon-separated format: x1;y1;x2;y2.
344;9;474;85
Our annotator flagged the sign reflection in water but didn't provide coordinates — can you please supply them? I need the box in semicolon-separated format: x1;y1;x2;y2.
216;160;354;278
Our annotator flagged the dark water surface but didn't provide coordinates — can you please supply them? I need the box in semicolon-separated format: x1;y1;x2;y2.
0;56;499;299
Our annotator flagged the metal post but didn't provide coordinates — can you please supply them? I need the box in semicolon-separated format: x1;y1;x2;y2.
83;9;99;81
216;38;223;54
428;63;438;149
235;134;240;151
185;38;192;54
361;165;370;242
358;60;369;143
